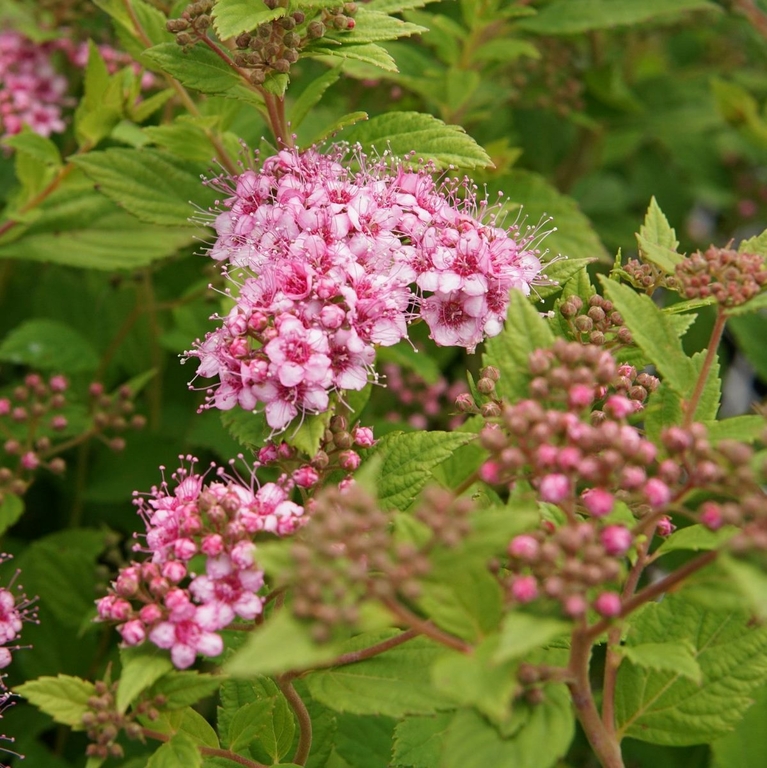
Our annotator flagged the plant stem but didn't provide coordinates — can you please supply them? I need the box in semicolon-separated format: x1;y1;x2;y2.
142;728;268;767
568;626;625;768
380;596;472;653
309;628;419;671
683;307;726;427
276;676;312;766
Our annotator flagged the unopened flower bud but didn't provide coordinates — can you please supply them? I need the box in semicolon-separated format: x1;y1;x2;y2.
594;592;622;618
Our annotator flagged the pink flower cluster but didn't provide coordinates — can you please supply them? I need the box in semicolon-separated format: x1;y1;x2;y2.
0;31;68;138
0;557;36;672
96;458;304;668
188;147;546;430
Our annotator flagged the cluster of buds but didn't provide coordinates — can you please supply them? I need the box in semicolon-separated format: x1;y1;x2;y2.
287;483;472;642
675;246;767;307
81;679;147;760
622;258;679;294
381;362;468;430
558;294;633;349
96;457;305;668
166;1;215;47
0;374;146;501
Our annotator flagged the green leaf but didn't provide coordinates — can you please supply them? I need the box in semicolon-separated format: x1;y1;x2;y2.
635;196;683;274
0;494;24;536
517;0;720;35
288;409;333;457
711;683;767;768
539;257;597;299
305;635;453;717
369;430;476;511
729;314;767;379
393;712;453;768
493;613;571;664
2;128;62;167
144;43;258;101
334;712;396;768
441;686;575;768
212;0;285;40
725;289;767;317
615;594;767;745
145;707;220;749
324;8;426;43
656;524;737;555
117;645;175;713
600;277;696;396
290;66;344;130
221;409;271;450
311;43;398;72
0;319;99;373
147;732;203;768
483;290;554;402
341;112;491;169
15;675;96;728
618;641;702;684
416;564;503;643
72;149;217;227
431;637;517;723
704;415;766;443
225;611;338;677
148;671;222;710
738;227;767;257
719;555;767;622
690;348;721;421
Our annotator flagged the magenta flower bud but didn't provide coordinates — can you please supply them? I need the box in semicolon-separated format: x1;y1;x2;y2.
231;541;257;569
511;575;538;603
110;598;132;621
24;374;42;388
352;426;375;447
139;604;163;624
201;535;223;558
581;488;614;518
563;593;587;617
339;450;361;471
115;567;140;597
479;460;502;484
0;399;10;416
539;474;571;504
644;478;671;510
118;620;146;646
50;415;68;431
604;395;636;419
293;465;319;488
620;466;646;490
508;535;540;561
568;383;594;409
600;525;632;556
656;516;675;537
662;426;692;453
228;337;249;358
258;444;278;464
557;446;582;471
89;382;105;397
636;441;657;465
617;364;636;379
594;592;622;618
173;538;197;561
162;561;187;583
277;442;293;459
20;451;40;470
49;375;69;392
699;502;723;531
536;444;558;467
247;311;268;334
320;304;346;329
11;407;26;422
455;392;476;412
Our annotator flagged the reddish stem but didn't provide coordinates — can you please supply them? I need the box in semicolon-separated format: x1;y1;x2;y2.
683;307;726;427
142;728;267;767
380;596;472;653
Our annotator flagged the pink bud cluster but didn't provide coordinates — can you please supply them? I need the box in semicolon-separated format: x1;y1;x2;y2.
381;362;468;430
0;31;67;138
96;457;305;668
187;146;547;430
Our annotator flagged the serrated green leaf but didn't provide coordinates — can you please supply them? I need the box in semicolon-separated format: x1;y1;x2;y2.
334;712;396;768
147;732;203;768
228;695;295;761
341;112;491;169
517;0;720;35
0;493;24;536
2;128;62;166
483;290;554;402
600;277;696;396
393;712;453;768
288;409;333;457
15;675;96;728
367;0;440;13
212;0;285;40
493;613;571;664
221;409;271;450
738;228;767;257
618;641;702;684
441;686;575;768
72;148;216;227
725;289;767;317
615;594;767;745
656;524;737;556
635;196;683;274
117;646;174;713
324;8;426;44
225;611;338;677
148;671;222;710
311;42;398;72
711;682;767;768
431;637;517;723
306;635;453;717
539;257;597;299
290;66;344;130
690;348;721;421
311;110;369;145
145;707;220;748
0;319;99;373
704;415;766;443
144;43;259;102
719;555;767;622
369;430;476;511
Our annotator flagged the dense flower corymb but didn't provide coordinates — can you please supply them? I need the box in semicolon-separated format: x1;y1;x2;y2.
187;146;549;429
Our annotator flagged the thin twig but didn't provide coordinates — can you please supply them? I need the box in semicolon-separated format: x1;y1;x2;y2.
380;596;472;653
276;677;312;766
142;728;268;767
